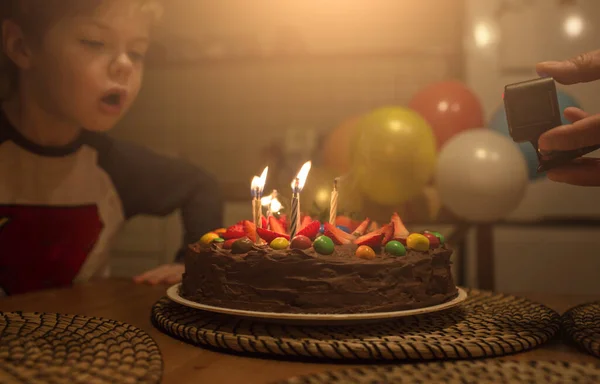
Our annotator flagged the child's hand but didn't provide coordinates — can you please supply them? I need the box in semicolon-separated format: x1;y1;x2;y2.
133;263;184;285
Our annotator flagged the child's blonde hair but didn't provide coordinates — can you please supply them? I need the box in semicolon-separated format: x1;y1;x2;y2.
0;0;162;94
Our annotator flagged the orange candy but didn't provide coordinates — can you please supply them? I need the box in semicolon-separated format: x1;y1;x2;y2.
356;245;376;260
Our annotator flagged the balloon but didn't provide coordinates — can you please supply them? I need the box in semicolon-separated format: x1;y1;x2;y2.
435;129;528;222
488;88;581;180
408;80;484;149
352;107;437;206
321;116;361;174
301;166;364;217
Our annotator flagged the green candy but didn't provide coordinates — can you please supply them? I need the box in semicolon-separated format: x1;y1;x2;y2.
313;235;335;255
385;240;406;256
270;237;290;250
212;237;224;243
231;237;253;254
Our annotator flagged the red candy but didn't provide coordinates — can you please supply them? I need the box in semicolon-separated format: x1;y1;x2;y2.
290;235;312;250
422;232;440;248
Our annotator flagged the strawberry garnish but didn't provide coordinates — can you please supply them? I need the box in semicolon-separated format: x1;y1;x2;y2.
354;232;384;248
278;214;289;232
299;216;313;231
223;238;238;249
261;215;268;229
296;220;321;240
269;216;286;234
353;218;371;237
323;222;354;245
222;224;245;240
257;227;290;243
391;212;409;241
335;216;361;232
243;220;257;243
369;223;394;245
368;221;380;233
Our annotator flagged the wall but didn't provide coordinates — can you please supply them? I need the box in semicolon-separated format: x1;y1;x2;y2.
109;0;465;276
464;0;600;294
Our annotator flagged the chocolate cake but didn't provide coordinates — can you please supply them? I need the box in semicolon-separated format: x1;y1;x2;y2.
180;213;458;314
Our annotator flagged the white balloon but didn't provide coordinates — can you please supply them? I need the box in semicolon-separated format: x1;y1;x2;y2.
435;129;528;222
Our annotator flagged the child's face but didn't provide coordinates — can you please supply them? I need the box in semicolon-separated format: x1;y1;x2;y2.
26;1;152;132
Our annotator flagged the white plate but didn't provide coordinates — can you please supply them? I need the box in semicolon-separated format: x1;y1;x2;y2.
166;284;468;325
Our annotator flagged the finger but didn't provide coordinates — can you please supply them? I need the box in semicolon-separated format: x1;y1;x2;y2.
563;107;589;123
133;266;167;284
538;114;600;151
164;273;182;284
546;158;600;186
536;50;600;84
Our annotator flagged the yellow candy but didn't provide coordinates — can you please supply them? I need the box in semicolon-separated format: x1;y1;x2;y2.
270;237;290;250
199;232;220;245
407;233;430;251
356;245;376;260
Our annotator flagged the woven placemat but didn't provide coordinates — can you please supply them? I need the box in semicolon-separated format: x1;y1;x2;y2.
151;288;560;361
277;360;600;384
0;312;163;384
562;301;600;358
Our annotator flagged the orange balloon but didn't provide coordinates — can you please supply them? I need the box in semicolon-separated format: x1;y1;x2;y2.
321;116;361;174
408;80;484;150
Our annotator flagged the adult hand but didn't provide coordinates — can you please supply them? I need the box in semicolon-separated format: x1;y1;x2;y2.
536;50;600;186
133;263;184;285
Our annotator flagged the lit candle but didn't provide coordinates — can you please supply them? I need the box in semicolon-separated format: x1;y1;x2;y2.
250;167;268;242
329;178;338;225
289;161;312;238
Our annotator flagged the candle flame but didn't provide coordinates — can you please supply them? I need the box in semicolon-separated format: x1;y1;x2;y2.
250;166;269;195
261;193;283;213
290;161;312;192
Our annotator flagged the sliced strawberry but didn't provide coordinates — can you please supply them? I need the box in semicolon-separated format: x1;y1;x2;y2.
297;220;321;240
354;232;384;248
222;224;245;240
243;220;257;243
277;214;289;233
368;221;380;233
257;227;290;243
261;216;268;229
391;212;410;241
223;238;238;249
335;216;361;232
269;216;286;235
323;222;354;245
353;218;371;237
299;216;313;231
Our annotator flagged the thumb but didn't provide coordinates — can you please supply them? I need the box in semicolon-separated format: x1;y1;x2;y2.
536;49;600;84
538;114;600;151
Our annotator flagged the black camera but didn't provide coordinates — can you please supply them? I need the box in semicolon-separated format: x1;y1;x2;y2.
503;77;600;172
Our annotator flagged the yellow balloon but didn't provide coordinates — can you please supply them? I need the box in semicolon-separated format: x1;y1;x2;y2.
301;167;364;216
352;107;437;205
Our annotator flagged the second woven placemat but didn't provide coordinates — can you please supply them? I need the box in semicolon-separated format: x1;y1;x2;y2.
0;312;163;384
562;301;600;358
152;288;560;361
277;360;600;384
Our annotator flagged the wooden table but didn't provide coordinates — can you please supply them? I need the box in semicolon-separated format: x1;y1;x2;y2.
1;279;599;384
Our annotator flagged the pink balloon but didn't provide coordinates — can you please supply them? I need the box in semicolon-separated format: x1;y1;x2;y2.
408;80;484;149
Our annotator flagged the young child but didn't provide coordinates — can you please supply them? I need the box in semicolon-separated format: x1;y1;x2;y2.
0;0;223;295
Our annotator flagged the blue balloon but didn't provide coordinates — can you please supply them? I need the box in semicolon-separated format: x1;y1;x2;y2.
488;89;581;180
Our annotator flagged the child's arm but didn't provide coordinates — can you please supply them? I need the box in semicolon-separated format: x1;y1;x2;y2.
90;134;223;283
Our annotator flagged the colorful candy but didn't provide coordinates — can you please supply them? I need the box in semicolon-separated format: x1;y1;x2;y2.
231;237;253;254
290;235;312;250
212;237;224;244
384;240;406;256
422;232;440;248
270;237;290;250
199;232;220;245
427;231;445;245
214;228;227;235
356;245;376;260
406;233;430;251
313;235;335;255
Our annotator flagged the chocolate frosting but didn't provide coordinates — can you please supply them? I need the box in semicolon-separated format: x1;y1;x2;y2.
181;242;458;314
